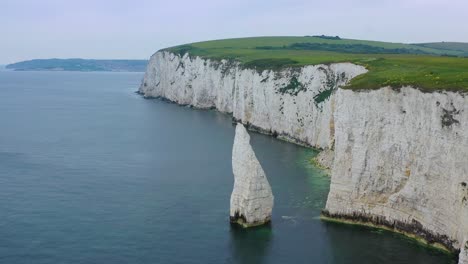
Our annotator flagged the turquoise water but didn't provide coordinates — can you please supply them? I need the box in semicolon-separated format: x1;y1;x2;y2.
0;71;454;263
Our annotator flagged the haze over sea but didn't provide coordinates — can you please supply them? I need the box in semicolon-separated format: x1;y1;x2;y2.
0;71;454;263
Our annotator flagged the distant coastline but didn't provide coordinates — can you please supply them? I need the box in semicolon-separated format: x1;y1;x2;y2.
6;59;148;72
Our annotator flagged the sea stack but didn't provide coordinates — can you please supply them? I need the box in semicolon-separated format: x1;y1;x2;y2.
230;123;274;227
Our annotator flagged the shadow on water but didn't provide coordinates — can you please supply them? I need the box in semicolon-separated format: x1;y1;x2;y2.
323;221;457;264
228;223;273;264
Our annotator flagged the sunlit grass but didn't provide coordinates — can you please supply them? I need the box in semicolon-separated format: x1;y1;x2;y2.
165;37;468;92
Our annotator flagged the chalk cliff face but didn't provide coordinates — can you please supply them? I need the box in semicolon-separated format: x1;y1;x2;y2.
230;123;274;227
140;51;366;148
325;87;468;253
140;51;468;259
461;239;468;264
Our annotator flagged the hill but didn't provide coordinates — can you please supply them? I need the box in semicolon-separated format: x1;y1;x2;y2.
414;42;468;55
164;36;468;92
6;59;148;72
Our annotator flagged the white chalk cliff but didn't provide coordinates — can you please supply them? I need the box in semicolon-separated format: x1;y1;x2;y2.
140;51;366;148
461;239;468;264
230;123;274;227
324;87;468;255
140;51;468;260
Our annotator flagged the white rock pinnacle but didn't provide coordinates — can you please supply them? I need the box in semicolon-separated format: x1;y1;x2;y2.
230;123;274;227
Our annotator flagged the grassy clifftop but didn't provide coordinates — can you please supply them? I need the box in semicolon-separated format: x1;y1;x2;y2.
164;36;468;92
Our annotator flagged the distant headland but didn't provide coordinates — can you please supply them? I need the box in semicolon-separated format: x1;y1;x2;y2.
6;59;148;72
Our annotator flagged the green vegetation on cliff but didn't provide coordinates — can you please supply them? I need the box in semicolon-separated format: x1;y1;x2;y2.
164;36;468;92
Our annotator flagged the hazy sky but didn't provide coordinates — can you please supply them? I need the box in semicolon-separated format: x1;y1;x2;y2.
1;0;467;64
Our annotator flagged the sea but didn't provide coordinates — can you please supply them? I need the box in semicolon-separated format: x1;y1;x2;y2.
0;71;455;263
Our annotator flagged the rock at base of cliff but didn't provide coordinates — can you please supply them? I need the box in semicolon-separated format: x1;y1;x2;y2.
230;123;274;228
460;239;468;264
312;148;334;172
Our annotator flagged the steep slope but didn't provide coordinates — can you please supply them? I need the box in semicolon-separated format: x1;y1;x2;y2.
140;51;366;148
230;123;274;227
140;38;468;262
324;87;468;254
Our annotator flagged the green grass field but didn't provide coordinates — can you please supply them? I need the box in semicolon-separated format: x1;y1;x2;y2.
415;42;468;54
164;36;468;92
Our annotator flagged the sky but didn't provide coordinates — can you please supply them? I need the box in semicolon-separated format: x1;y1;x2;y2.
1;0;468;64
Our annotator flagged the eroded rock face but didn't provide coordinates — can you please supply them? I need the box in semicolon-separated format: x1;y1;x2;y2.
140;51;468;255
230;123;274;227
139;51;367;149
326;87;468;253
313;148;334;171
460;239;468;264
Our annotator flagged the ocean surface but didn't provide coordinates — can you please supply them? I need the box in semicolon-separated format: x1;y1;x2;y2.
0;71;455;263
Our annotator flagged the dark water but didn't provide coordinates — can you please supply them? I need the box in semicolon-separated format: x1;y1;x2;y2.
0;71;454;263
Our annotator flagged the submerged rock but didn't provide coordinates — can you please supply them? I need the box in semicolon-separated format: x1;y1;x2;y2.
230;123;274;227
